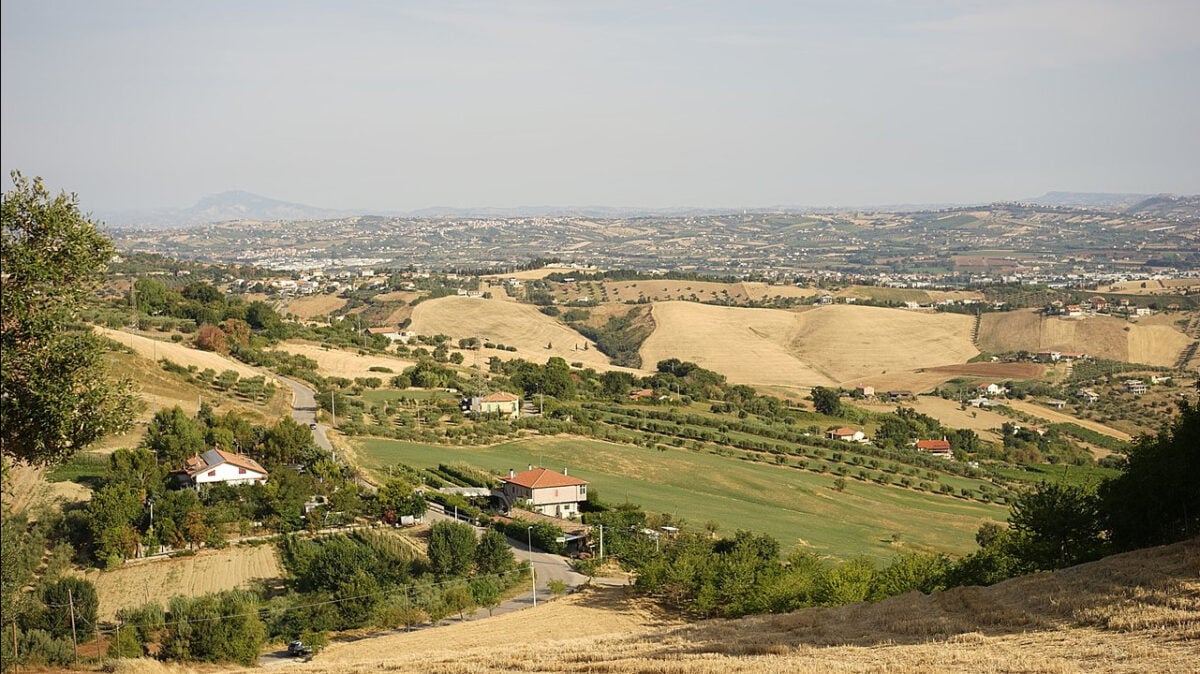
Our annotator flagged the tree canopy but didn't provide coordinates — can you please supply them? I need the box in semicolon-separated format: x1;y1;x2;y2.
1;173;137;465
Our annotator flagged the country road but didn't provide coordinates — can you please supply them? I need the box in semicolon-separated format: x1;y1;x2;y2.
275;374;333;452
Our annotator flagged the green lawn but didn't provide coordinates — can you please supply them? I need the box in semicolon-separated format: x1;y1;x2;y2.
357;435;1005;561
991;462;1119;488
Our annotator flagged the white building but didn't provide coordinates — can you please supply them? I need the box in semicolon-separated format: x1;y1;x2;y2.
185;449;268;488
498;467;588;519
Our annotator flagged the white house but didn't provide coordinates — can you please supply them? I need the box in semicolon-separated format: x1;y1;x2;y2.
185;449;268;488
498;467;588;519
826;427;867;443
977;383;1005;396
470;392;521;419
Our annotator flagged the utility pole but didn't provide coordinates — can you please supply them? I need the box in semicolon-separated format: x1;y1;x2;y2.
68;588;78;663
527;526;537;607
331;390;336;427
598;524;604;561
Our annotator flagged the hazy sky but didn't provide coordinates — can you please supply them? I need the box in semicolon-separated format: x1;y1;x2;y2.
3;1;1198;212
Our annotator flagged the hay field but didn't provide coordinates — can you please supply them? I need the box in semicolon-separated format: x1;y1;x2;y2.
290;538;1199;674
408;296;624;371
642;303;978;389
282;295;347;320
640;302;838;388
1099;278;1200;295
604;280;817;304
272;341;416;379
77;545;282;621
1;463;92;515
978;311;1191;366
96;327;262;379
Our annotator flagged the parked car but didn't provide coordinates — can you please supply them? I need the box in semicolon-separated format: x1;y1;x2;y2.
287;640;312;657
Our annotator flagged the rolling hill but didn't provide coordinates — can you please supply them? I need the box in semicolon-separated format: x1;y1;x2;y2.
977;310;1191;366
273;537;1199;673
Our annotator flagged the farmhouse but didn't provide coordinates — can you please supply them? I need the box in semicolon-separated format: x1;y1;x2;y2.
855;385;875;398
977;383;1006;396
470;392;521;419
185;449;268;488
364;326;405;342
1124;379;1149;395
629;388;656;400
498;467;588;519
827;427;867;443
914;439;953;458
1035;351;1061;362
1076;388;1100;403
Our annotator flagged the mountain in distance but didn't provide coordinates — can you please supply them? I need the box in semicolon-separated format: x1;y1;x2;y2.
1124;194;1200;220
100;190;351;229
1021;191;1157;209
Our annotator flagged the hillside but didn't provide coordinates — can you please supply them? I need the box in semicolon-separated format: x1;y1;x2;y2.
271;537;1199;673
641;302;978;389
408;296;630;371
978;310;1191;366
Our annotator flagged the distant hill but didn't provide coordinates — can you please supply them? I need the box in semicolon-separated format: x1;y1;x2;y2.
1125;194;1200;221
100;190;350;228
1020;191;1158;209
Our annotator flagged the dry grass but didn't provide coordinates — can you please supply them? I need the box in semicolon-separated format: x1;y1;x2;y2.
1;463;91;515
641;303;978;390
96;327;262;379
283;295;349;320
274;538;1200;674
408;296;635;372
77;545;283;620
1099;279;1200;295
1003;400;1133;442
978;311;1191;367
272;341;416;379
860;397;1007;442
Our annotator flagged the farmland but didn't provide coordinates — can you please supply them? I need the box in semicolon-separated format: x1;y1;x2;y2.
76;545;283;620
301;537;1200;674
355;435;1006;561
978;310;1191;366
271;340;416;379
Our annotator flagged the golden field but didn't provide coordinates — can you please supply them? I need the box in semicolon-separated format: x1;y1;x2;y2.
978;310;1191;366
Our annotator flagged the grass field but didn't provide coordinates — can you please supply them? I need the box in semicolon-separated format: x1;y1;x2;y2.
282;295;348;320
272;340;416;379
356;435;1005;560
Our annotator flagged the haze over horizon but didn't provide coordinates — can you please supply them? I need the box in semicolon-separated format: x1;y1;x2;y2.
3;1;1198;213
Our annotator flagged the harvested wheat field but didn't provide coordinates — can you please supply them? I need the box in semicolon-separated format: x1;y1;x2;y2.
78;545;283;621
283;295;348;320
604;280;816;304
642;303;978;390
273;538;1200;674
409;296;625;371
641;302;839;388
272;341;415;379
0;463;91;516
978;311;1191;366
1100;278;1200;295
96;327;263;379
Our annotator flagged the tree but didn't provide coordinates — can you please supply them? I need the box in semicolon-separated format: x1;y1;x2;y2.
1;173;138;465
442;584;473;620
195;324;230;354
811;387;841;416
474;529;515;576
427;521;477;577
143;406;205;465
469;577;502;616
1009;481;1105;570
39;577;99;640
1100;402;1199;550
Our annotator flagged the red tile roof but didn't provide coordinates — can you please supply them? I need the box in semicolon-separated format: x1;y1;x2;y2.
916;439;952;452
829;427;859;437
500;467;588;489
186;449;267;477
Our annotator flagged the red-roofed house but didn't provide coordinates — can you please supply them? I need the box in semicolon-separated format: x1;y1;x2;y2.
184;449;268;488
826;427;867;443
915;439;953;458
498;467;589;519
470;392;521;419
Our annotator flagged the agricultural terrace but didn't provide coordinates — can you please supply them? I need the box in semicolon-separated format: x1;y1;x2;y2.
356;435;1006;561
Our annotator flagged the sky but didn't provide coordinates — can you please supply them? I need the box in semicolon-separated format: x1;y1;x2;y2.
2;0;1198;212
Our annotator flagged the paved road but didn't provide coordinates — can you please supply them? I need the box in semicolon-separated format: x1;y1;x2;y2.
276;374;333;452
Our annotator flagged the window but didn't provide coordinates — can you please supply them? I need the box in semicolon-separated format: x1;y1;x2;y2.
208;470;216;477
238;468;247;474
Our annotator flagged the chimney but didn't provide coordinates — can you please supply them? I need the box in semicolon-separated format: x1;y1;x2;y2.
528;464;533;471
509;468;515;478
563;467;568;476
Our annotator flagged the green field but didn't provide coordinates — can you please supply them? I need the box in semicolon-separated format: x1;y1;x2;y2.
356;435;1005;561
